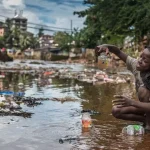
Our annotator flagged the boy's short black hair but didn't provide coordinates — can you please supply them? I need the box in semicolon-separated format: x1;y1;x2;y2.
145;45;150;50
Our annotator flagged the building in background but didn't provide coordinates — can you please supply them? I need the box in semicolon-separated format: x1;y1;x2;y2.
39;35;55;48
6;10;28;32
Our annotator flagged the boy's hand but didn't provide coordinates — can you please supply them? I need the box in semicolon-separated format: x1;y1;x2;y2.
95;45;110;55
112;95;134;108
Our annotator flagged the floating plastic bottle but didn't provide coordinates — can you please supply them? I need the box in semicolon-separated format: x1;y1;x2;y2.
82;112;92;128
127;125;134;135
98;53;109;70
122;125;145;135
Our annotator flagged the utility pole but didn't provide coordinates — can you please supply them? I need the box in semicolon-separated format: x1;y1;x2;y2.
69;20;73;57
70;19;73;37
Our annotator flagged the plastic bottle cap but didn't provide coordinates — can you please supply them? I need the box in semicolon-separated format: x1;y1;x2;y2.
133;125;140;131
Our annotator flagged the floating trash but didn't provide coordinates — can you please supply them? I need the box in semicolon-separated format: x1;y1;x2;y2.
81;109;100;115
0;109;33;118
0;91;14;95
59;136;87;144
0;95;6;101
15;97;43;107
51;97;78;102
0;91;25;96
14;92;25;97
82;112;92;128
122;125;145;135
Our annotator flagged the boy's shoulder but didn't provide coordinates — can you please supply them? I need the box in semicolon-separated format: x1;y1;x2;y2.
126;56;138;73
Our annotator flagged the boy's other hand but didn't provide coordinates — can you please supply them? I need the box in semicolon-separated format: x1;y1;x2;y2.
112;95;134;108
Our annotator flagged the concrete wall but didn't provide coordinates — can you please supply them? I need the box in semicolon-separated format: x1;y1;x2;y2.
33;51;41;60
85;48;95;62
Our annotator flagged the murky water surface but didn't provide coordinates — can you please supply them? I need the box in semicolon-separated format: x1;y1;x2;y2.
0;60;150;150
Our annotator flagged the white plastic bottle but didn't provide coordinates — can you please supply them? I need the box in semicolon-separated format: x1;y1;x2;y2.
82;112;92;128
98;53;108;70
126;125;134;135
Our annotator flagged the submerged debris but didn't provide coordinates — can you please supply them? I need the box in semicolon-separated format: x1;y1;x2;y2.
14;96;80;103
81;110;100;115
59;136;88;144
51;96;78;102
22;99;43;107
0;109;33;118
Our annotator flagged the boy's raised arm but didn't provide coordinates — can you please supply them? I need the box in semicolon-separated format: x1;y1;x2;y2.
95;44;128;63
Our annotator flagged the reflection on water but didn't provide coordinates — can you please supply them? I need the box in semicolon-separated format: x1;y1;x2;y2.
0;63;149;150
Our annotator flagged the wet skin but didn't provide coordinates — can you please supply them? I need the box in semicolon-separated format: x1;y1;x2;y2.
96;45;150;130
112;48;150;130
136;48;150;72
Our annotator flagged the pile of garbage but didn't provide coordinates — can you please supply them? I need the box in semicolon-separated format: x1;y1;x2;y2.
0;94;87;117
0;95;33;117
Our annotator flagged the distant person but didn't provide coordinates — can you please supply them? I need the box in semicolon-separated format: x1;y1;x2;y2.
95;44;150;131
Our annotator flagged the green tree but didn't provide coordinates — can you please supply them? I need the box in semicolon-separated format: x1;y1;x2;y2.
72;28;85;48
54;31;71;54
19;33;32;51
12;27;21;48
4;19;21;49
30;36;40;49
4;18;39;51
0;37;5;48
74;0;150;50
4;18;13;48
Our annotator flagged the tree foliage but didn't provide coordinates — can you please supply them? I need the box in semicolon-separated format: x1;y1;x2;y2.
54;31;71;52
0;37;5;48
74;0;150;49
2;18;39;51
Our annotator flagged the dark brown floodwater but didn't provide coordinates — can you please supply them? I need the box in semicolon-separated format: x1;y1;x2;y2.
0;61;150;150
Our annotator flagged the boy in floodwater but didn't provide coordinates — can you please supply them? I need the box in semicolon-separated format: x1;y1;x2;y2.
96;45;150;130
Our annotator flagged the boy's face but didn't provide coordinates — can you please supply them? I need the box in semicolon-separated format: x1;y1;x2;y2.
136;48;150;72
